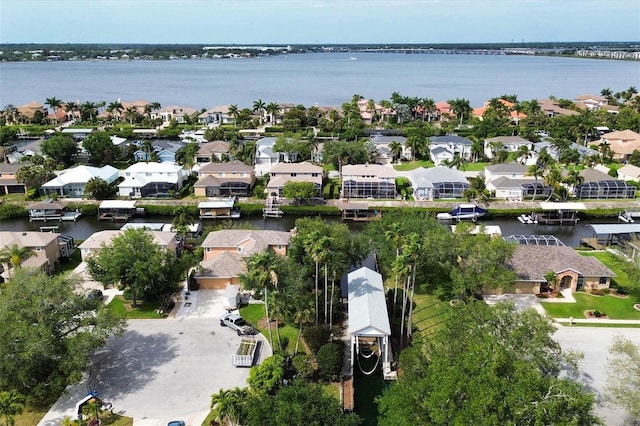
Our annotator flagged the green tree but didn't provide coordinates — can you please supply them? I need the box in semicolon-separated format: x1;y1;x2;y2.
527;162;546;200
606;336;640;422
0;390;24;426
242;252;279;349
388;140;403;163
247;354;285;395
253;99;266;124
0;244;34;279
282;181;316;205
172;205;196;238
210;387;248;426
41;134;78;167
15;163;56;191
377;302;600;426
463;174;491;204
84;177;112;200
0;269;125;401
86;228;181;307
82;132;119;166
316;342;342;381
448;98;472;125
265;102;281;125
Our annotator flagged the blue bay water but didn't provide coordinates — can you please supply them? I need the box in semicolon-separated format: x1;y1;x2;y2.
1;52;639;108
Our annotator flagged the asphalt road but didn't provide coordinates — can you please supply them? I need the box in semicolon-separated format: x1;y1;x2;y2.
554;326;640;426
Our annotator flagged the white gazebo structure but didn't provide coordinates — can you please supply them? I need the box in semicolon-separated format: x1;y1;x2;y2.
347;267;395;380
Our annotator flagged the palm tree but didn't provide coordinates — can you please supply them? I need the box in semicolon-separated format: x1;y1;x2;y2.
388;140;403;163
385;222;403;318
81;101;97;122
210;387;247;426
516;145;531;164
564;167;584;199
172;206;196;238
305;231;330;323
0;244;34;279
123;106;138;124
470;136;484;162
107;100;123;121
421;97;436;122
463;175;491;205
527;163;546;201
45;96;62;120
265;102;280;125
0;390;25;426
252;99;266;124
403;233;421;341
599;140;612;162
448;98;472;125
228;104;239;127
64;101;79;121
244;252;278;349
293;302;314;355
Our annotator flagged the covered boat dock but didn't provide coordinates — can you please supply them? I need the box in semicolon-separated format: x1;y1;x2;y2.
337;201;381;222
198;196;240;219
532;202;586;225
581;223;640;249
98;200;138;221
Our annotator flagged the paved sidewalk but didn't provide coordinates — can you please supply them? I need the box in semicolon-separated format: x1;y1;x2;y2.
555;318;640;325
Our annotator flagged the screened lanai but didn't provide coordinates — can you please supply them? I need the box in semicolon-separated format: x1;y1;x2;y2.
503;235;566;246
409;166;469;200
575;180;636;199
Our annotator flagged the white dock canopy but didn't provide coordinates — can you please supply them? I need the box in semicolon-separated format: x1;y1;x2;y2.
198;198;235;209
347;267;391;337
588;224;640;235
539;202;586;210
99;200;137;209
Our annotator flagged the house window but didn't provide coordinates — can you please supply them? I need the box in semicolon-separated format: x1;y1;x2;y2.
312;173;318;177
237;247;243;253
206;247;211;252
36;246;42;252
599;277;607;285
278;245;283;250
291;173;297;177
577;275;584;289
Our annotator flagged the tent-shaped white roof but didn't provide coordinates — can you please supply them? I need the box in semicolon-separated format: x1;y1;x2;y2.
347;267;391;337
198;199;235;209
41;165;119;188
539;202;586;210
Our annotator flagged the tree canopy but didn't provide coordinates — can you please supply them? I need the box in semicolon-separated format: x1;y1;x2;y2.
377;302;600;426
282;181;317;204
40;134;78;167
82;132;119;166
0;269;125;402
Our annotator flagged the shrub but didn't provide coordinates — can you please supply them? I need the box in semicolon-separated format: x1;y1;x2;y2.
316;341;342;381
303;324;331;354
292;354;317;380
590;289;605;296
0;203;28;220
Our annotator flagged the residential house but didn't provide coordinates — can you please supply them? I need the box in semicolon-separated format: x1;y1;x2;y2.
41;165;119;198
254;137;298;175
151;105;198;124
195;141;231;163
78;230;178;260
357;99;396;125
428;135;473;164
484;162;528;183
574;94;609;111
507;245;614;294
408;166;469;200
133;140;184;163
196;229;291;289
430;146;455;167
13;102;47;124
197;106;234;125
595;130;640;161
538;98;579;117
533;141;598;162
110;135;129;154
487;177;551;200
369;135;408;164
194;161;255;197
472;99;527;124
573;168;636;199
484;136;533;161
0;162;28;194
0;231;74;277
341;164;396;199
267;162;323;197
435;101;453;121
118;162;186;198
617;164;640;182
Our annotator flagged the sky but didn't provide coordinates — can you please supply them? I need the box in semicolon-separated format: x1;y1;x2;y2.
1;0;639;45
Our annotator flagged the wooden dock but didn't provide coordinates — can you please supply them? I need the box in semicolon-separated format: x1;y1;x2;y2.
263;197;284;219
341;377;354;412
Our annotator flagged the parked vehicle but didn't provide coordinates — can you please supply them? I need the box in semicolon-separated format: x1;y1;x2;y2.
220;313;257;336
167;421;186;426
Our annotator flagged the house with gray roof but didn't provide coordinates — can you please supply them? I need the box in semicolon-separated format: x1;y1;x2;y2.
0;162;28;194
196;229;291;289
369;135;408;164
194;160;255;197
254;137;299;175
78;230;178;260
429;135;473;163
484;162;528;183
484;136;533;160
487;176;551;200
195;141;230;163
507;245;614;294
408;166;469;200
41;165;119;198
429;146;455;166
533;141;598;162
341;164;397;199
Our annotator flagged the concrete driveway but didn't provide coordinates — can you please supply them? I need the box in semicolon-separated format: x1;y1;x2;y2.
39;290;270;426
554;327;640;426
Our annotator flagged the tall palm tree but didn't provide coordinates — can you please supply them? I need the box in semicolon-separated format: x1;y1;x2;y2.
244;252;278;349
527;163;546;201
421;97;436;122
463;175;491;205
265;102;281;125
45;96;62;120
403;233;421;341
564;167;584;199
293;301;314;354
448;98;472;125
107;100;123;121
228;104;239;127
123;106;138;124
388;140;403;163
81;101;97;122
210;387;247;426
385;222;403;318
0;244;34;279
64;101;79;121
172;206;196;238
252;99;266;124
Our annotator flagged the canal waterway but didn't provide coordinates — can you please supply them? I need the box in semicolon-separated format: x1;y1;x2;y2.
0;213;620;248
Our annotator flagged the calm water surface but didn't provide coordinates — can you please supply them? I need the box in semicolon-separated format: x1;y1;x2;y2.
1;53;638;108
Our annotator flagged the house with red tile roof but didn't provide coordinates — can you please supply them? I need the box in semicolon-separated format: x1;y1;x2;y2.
595;129;640;161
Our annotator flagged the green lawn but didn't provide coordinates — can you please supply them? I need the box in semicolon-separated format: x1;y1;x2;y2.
239;303;301;354
462;161;489;171
579;251;634;288
541;292;640;319
106;295;164;319
53;247;83;276
15;405;49;426
410;293;450;344
393;160;433;171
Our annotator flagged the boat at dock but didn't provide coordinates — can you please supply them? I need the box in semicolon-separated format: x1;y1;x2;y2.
618;210;640;223
436;204;487;222
531;202;586;225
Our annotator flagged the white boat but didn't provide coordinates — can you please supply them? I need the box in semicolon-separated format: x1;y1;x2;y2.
517;214;537;224
436;204;487;221
619;210;640;223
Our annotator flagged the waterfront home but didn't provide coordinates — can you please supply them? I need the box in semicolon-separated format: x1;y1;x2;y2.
341;164;396;199
484;162;528;182
197;105;234;125
40;165;119;198
484;136;533;161
357;99;396;125
0;231;74;277
486;177;551;200
118;162;186;198
195;141;230;163
196;229;291;289
616;164;640;182
194;161;254;197
408;166;469;200
133;140;184;163
61;128;94;141
110;135;129;153
537;98;579;117
428;135;473;162
254;137;298;176
5;102;47;125
574;169;636;199
267;161;323;198
368;135;408;164
594;130;640;161
0;162;27;194
574;94;609;111
533;141;598;162
430;146;455;166
150;105;198;124
472;99;527;124
79;229;178;259
506;245;614;294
